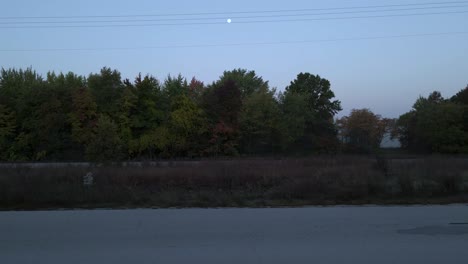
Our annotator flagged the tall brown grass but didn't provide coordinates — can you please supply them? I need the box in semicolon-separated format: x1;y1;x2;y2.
1;156;467;209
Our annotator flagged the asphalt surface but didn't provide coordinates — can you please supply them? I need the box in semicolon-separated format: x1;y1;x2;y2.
1;205;468;264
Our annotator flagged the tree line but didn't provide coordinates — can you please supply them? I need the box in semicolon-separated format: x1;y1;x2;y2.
393;89;468;153
0;67;467;161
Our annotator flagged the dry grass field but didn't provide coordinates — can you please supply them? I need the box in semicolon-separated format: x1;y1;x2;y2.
1;156;468;209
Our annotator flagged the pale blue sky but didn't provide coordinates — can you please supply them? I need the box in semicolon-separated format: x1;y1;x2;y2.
1;0;467;118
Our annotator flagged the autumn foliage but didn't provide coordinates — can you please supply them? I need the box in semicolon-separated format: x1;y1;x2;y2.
0;67;467;161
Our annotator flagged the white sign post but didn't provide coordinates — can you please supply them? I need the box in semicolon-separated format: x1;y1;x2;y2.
83;172;94;187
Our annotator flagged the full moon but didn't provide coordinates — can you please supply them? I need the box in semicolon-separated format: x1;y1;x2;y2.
227;18;232;24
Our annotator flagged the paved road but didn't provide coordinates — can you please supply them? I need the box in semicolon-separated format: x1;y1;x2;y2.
1;205;468;264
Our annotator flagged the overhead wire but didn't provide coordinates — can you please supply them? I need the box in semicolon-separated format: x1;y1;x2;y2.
1;31;467;52
1;0;467;19
0;9;466;29
1;1;466;52
0;5;466;25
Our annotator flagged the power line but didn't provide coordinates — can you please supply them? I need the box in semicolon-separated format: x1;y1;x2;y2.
1;31;466;52
1;1;467;19
235;10;468;24
1;5;466;25
1;10;466;29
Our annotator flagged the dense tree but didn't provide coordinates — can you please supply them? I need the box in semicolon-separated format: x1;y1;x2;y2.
69;87;98;146
0;69;39;160
188;77;205;102
125;74;166;158
117;82;137;154
282;73;342;153
131;74;163;134
0;68;43;108
0;68;44;132
86;115;124;162
239;86;282;154
0;68;347;160
203;79;242;156
0;104;15;160
88;67;123;117
27;86;71;160
46;71;85;89
451;85;468;105
395;91;468;153
0;69;77;160
5;67;465;161
451;85;468;132
216;69;268;99
285;73;342;119
46;72;85;125
278;92;309;151
0;105;15;141
427;103;468;153
167;94;207;157
337;109;391;153
129;126;171;160
162;74;188;103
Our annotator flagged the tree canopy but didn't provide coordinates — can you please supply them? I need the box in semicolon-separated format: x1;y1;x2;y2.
394;89;468;153
337;109;392;153
1;66;466;161
282;73;342;153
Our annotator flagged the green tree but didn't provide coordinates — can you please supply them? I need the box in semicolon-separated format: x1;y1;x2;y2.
395;91;468;153
88;67;123;117
188;77;205;102
393;111;415;150
0;68;45;160
28;87;70;160
69;87;98;146
46;71;84;115
285;73;342;119
116;82;137;155
239;86;283;154
167;95;207;157
451;85;468;105
0;104;15;159
283;73;342;153
451;85;468;132
125;74;166;158
415;101;467;153
132;74;164;134
2;75;71;160
0;68;44;130
86;115;124;162
337;109;390;153
45;71;86;159
202;79;242;156
278;92;310;151
216;69;268;99
46;71;85;89
162;74;188;110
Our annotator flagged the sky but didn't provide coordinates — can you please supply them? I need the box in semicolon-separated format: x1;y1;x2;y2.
1;0;467;118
